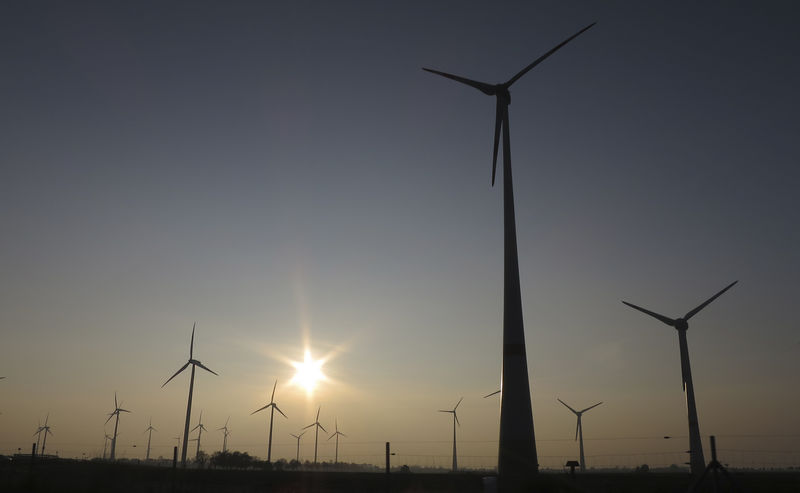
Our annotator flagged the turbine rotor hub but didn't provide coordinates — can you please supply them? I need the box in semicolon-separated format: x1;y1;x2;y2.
496;86;511;104
675;319;689;331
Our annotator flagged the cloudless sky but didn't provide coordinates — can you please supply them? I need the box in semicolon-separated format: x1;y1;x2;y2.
1;1;798;469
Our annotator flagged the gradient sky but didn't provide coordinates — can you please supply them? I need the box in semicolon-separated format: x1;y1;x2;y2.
1;1;798;469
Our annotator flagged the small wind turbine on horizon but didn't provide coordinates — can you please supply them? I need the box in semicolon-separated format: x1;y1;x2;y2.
302;406;326;464
190;410;207;460
102;433;112;460
438;397;462;472
34;414;53;457
162;322;218;467
557;398;602;472
424;22;596;479
105;393;131;461
251;379;287;463
327;419;346;465
290;431;306;463
143;417;157;460
218;417;231;453
622;280;737;476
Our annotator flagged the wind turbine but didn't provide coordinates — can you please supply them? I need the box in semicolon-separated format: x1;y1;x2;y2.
424;22;595;478
162;322;218;467
143;417;157;460
438;397;462;472
190;410;207;459
302;406;326;464
622;280;737;475
35;414;53;457
557;399;602;472
327;419;346;465
251;379;287;463
102;433;112;460
33;420;44;456
105;393;131;461
290;431;306;463
218;417;231;453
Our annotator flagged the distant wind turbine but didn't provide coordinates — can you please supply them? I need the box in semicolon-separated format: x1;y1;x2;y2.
191;410;207;459
218;417;231;453
102;433;112;460
484;390;501;398
162;322;218;467
105;393;131;461
302;406;326;464
327;419;346;464
622;280;737;475
424;22;596;478
33;419;44;455
251;379;287;463
143;418;157;460
290;431;306;463
34;414;53;457
557;399;602;472
438;397;462;472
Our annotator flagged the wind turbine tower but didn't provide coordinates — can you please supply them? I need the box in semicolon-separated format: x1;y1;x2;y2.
290;431;306;463
36;414;53;457
557;399;602;472
251;379;287;463
302;406;327;464
438;397;462;472
105;393;131;461
622;280;737;476
143;418;157;460
191;410;207;459
102;433;112;460
218;417;231;453
327;419;346;464
424;23;595;479
162;323;218;467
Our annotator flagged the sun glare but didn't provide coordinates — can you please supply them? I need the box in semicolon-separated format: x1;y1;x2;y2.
289;349;326;394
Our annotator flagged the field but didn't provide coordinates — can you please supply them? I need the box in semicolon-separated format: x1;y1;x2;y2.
1;459;798;492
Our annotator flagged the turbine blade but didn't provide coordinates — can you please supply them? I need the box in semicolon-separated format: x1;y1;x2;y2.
191;424;199;432
621;301;675;326
454;397;463;411
271;380;278;402
190;322;196;359
302;423;315;430
118;408;131;413
575;420;580;441
580;402;603;413
328;432;335;441
114;393;118;409
316;406;321;421
162;362;191;387
503;23;596;88
105;414;114;425
454;412;460;427
484;390;501;398
557;398;579;415
195;361;218;376
340;432;347;438
275;405;288;419
318;423;327;433
683;281;738;321
438;410;450;413
251;404;269;415
492;100;502;186
422;68;496;95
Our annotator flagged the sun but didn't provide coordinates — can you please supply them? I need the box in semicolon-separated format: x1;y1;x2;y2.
289;349;326;394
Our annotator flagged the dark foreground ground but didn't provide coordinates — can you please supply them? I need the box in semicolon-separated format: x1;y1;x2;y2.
1;459;798;493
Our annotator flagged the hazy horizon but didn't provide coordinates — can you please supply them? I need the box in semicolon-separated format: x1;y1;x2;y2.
1;1;798;470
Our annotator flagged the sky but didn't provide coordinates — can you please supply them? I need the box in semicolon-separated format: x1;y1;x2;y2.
1;1;799;470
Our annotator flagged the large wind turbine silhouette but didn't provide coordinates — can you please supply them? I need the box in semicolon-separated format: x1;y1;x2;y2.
438;397;462;472
143;418;157;460
622;280;737;475
162;323;218;467
290;431;306;463
191;410;207;459
218;417;231;453
424;23;595;478
302;406;326;464
251;379;287;463
105;393;131;461
327;419;346;464
557;399;602;472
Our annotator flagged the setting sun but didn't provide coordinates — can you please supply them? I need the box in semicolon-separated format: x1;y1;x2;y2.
289;349;326;394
